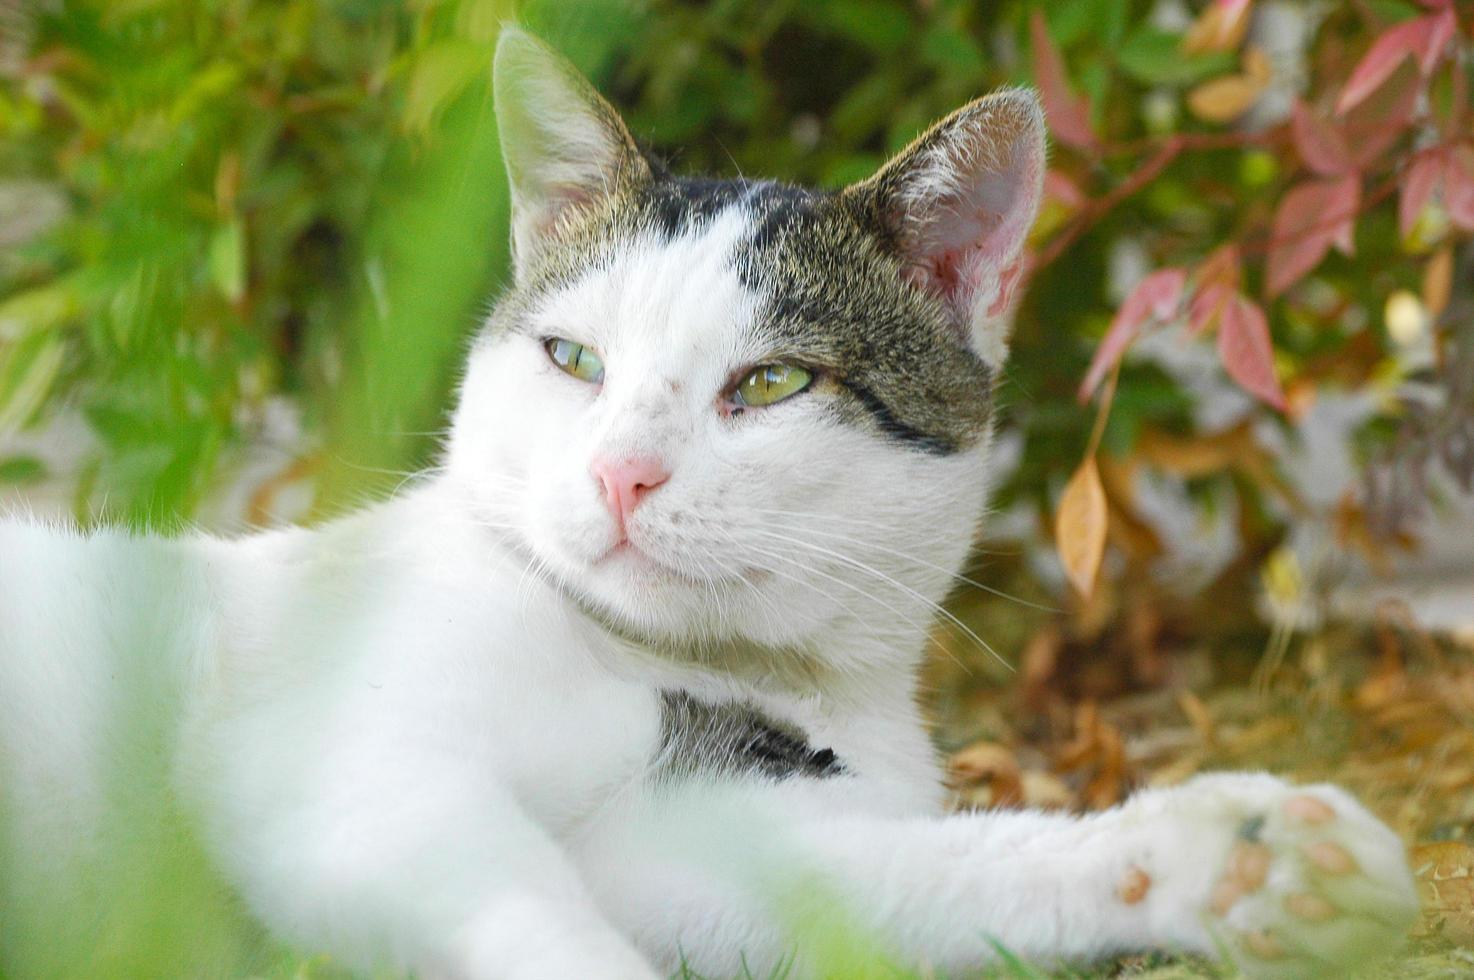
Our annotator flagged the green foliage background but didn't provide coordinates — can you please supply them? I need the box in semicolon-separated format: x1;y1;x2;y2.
2;2;1472;977
3;0;1463;555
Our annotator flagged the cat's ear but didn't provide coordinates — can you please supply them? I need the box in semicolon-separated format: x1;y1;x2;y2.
493;26;651;279
846;90;1045;366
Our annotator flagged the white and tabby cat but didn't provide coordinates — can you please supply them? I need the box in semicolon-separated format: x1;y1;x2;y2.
0;27;1417;980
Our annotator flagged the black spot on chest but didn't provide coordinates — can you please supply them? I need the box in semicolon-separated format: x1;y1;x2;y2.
655;690;846;783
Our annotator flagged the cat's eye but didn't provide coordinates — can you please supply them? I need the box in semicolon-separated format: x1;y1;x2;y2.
732;363;813;409
545;338;605;384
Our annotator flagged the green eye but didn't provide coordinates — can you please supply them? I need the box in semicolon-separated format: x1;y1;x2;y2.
732;363;813;408
545;338;605;384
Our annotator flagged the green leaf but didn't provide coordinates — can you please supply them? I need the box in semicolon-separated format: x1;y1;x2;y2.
402;39;493;135
1118;27;1234;86
0;455;47;484
920;25;985;77
820;153;883;189
0;333;65;435
829;74;899;143
168;60;243;124
0;280;81;336
801;0;911;54
208;217;247;303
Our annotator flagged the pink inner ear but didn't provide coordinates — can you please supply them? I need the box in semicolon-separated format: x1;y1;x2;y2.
900;143;1039;329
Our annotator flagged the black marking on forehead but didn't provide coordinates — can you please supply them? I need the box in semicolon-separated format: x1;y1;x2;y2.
636;176;819;242
655;690;845;783
731;193;996;455
642;177;745;238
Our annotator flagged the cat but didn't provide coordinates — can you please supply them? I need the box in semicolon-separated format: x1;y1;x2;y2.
0;25;1418;980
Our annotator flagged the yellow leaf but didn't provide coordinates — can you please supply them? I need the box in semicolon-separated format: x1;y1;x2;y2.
1424;245;1453;320
1243;45;1272;84
1261;545;1303;610
1187;75;1263;123
1183;0;1252;55
1056;457;1108;600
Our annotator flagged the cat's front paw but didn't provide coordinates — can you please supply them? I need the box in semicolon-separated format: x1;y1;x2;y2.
1170;773;1418;978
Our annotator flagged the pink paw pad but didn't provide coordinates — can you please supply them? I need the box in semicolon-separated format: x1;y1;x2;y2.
1116;865;1151;904
1285;794;1336;825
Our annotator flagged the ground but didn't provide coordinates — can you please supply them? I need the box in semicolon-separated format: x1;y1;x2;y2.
925;576;1474;979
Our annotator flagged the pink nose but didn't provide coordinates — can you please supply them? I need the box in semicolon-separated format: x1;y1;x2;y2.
591;456;670;533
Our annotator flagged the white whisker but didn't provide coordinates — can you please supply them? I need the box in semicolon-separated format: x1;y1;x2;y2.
747;527;1009;673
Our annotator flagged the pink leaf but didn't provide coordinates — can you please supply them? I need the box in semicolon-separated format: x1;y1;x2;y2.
1044;168;1087;210
1030;10;1097;151
1336;14;1438;114
1266;176;1360;298
1218;294;1285;410
1196;245;1242;291
1446;145;1474;231
1188;248;1241;335
1420;9;1456;74
1079;268;1185;401
1344;61;1420;169
1189;282;1234;336
1141;267;1187;321
1291;100;1354;176
1400;150;1445;237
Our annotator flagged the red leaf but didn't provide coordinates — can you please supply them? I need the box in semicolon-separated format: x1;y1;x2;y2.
1400;150;1445;237
1266;176;1360;298
1218;294;1285;410
1079;268;1186;401
1336;14;1440;114
1445;145;1474;232
1030;10;1097;151
1291;100;1354;176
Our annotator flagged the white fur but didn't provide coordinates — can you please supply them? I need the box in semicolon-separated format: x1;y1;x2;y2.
0;200;1417;979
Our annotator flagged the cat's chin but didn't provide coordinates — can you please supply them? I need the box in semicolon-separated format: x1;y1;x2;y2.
594;539;755;588
551;544;798;649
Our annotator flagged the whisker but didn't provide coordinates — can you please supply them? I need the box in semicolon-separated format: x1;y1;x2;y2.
753;517;1057;614
748;527;1009;673
728;534;949;659
745;505;1017;557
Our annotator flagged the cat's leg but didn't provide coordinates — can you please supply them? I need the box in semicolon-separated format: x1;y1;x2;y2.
217;767;659;980
581;772;1417;978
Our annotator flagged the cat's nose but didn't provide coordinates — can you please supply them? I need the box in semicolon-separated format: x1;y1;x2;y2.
591;455;671;534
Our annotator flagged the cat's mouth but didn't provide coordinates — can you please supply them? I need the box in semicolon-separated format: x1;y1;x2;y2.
594;536;768;589
595;539;701;583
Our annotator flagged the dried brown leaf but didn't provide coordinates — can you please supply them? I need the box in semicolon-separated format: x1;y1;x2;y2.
1424;245;1454;320
1413;841;1474;947
1056;457;1108;600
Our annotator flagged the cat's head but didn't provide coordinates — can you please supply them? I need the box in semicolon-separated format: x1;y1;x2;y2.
448;27;1043;668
